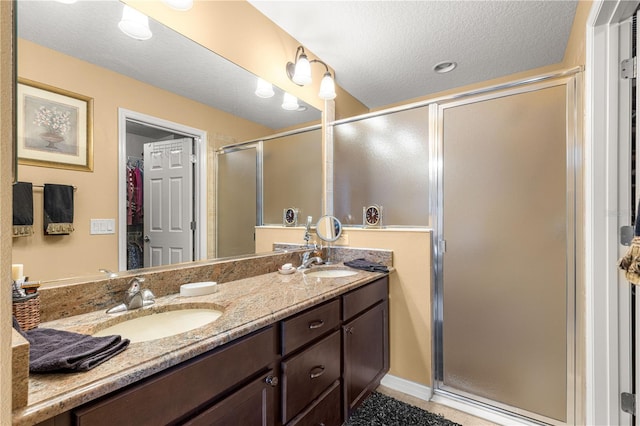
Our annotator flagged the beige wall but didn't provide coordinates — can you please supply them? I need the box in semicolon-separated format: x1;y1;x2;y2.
14;40;273;282
256;227;433;386
1;0;13;419
125;0;368;120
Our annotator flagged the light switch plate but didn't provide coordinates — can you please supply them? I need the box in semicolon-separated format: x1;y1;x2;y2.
90;219;115;235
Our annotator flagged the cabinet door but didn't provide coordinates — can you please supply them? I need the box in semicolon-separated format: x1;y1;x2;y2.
343;300;389;416
183;370;277;426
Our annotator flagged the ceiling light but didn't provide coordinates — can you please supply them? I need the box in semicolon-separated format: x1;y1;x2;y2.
162;0;193;11
282;93;299;111
433;61;457;74
255;78;275;98
54;0;79;4
286;45;337;100
118;5;152;41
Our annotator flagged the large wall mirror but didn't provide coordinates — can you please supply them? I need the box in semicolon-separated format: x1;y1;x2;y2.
13;0;321;283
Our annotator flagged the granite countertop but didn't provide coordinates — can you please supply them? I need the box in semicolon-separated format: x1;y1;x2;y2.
12;265;388;425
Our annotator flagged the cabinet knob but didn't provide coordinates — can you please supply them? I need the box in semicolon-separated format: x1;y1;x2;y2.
308;319;325;329
265;375;279;387
346;326;355;335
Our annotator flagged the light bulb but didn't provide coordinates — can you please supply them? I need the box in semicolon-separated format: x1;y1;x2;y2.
118;5;152;41
281;93;299;111
318;72;337;100
292;54;312;85
255;78;274;98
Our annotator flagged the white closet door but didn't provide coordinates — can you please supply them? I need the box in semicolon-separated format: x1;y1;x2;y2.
143;138;193;267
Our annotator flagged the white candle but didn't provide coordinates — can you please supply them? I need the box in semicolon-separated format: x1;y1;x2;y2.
11;264;24;281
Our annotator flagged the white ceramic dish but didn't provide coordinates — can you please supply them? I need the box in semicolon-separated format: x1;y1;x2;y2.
180;281;218;297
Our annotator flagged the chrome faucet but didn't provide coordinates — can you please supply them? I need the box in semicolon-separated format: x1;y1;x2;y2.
106;276;155;314
299;249;324;269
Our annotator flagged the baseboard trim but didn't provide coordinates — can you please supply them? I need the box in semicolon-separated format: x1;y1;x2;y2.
379;374;433;401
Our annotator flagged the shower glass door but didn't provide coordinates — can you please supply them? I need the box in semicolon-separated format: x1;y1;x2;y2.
436;79;576;424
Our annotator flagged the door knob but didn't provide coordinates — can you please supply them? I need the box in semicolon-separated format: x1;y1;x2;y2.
143;235;150;243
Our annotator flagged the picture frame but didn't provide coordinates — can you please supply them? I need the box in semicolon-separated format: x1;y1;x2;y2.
17;78;93;171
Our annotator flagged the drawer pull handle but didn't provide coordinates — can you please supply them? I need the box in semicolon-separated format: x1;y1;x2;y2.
265;375;279;387
308;319;325;329
309;365;325;379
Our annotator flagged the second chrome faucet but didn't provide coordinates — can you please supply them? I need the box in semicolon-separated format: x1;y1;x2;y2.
107;276;155;314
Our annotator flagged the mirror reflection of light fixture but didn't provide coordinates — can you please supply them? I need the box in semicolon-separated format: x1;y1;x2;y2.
281;93;299;111
255;78;275;98
118;5;152;41
161;0;194;11
286;46;337;100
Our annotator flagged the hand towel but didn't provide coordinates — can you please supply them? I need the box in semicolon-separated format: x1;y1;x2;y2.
44;184;75;235
23;327;129;373
12;182;33;237
619;199;640;284
344;258;389;273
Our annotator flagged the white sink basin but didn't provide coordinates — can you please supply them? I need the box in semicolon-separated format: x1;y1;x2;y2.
93;308;222;343
304;268;358;278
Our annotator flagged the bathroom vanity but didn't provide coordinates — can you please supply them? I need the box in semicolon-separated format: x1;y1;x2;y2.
15;261;389;426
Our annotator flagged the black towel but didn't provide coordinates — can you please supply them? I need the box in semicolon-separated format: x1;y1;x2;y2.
12;182;33;237
344;258;389;273
44;184;75;235
21;327;129;373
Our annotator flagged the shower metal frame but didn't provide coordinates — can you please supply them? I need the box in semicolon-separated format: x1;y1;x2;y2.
430;72;581;426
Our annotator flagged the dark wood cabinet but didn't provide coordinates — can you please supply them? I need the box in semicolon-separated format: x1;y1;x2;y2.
287;380;342;426
183;370;278;426
281;331;341;423
343;300;389;416
39;275;389;426
73;326;277;426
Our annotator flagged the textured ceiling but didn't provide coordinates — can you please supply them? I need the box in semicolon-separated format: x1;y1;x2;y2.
17;0;320;131
249;0;579;109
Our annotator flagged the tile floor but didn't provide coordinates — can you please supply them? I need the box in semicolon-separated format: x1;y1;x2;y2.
376;385;500;426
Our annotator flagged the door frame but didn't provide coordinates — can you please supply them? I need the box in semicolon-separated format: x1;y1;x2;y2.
117;108;207;270
587;1;640;425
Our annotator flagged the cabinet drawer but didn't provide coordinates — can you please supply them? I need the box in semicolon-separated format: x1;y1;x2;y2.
282;299;340;355
342;276;388;321
287;380;341;426
74;326;277;426
282;331;341;423
183;370;277;426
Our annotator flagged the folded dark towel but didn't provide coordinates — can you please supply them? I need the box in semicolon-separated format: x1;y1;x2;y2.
344;258;389;273
44;184;75;235
13;182;33;237
22;327;129;373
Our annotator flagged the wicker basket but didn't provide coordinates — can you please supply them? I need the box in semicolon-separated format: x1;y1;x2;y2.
13;294;40;331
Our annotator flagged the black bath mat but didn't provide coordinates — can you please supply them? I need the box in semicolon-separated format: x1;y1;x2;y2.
345;391;462;426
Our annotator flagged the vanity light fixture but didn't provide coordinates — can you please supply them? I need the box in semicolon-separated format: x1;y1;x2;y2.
118;5;152;41
162;0;194;11
255;78;275;98
286;46;337;100
281;93;300;111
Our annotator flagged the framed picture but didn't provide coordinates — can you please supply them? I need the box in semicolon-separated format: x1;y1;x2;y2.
17;78;93;171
